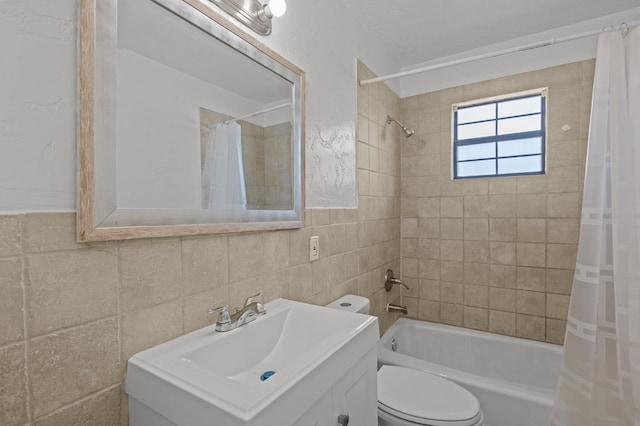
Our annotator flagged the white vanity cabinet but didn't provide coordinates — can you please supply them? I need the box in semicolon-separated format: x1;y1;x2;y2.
126;299;379;426
293;346;377;426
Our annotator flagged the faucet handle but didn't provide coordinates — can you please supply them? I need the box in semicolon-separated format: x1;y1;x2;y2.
207;306;231;325
243;292;263;307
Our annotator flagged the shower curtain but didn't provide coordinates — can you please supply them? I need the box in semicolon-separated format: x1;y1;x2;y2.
202;122;247;210
550;26;640;426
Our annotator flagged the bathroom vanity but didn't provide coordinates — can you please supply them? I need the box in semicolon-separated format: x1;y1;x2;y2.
126;299;379;425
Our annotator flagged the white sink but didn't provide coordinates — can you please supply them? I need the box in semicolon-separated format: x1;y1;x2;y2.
126;298;379;425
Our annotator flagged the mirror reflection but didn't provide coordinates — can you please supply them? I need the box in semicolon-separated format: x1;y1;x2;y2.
116;0;294;212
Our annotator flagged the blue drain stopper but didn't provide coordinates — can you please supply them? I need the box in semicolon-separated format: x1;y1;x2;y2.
260;371;276;381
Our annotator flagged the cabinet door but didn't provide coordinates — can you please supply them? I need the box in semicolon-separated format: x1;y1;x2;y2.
293;389;334;426
331;349;378;426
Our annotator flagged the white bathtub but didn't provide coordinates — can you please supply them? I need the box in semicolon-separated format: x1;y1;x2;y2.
378;318;563;426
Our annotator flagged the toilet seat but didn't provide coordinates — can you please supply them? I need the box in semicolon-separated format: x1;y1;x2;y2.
378;365;482;426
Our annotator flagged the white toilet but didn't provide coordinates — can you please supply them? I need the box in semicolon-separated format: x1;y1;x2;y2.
326;295;484;426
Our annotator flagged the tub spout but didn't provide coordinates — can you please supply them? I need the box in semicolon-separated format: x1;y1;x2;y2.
387;303;407;315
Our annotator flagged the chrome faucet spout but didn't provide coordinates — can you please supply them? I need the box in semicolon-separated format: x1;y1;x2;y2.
208;293;266;332
386;303;408;315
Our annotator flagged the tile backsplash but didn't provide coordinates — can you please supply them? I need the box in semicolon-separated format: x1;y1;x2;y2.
0;206;401;425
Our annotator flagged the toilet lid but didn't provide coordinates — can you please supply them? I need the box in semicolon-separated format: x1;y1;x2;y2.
378;365;481;426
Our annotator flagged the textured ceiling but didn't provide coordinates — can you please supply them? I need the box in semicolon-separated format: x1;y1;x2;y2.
342;0;640;68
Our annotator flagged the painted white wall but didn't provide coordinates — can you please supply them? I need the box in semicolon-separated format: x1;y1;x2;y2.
116;48;266;209
0;0;77;212
398;7;640;97
0;0;398;212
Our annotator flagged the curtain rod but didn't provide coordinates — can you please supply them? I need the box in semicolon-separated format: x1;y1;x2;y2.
359;20;639;86
211;102;291;127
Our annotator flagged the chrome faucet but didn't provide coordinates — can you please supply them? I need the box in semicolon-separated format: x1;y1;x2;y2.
208;292;266;332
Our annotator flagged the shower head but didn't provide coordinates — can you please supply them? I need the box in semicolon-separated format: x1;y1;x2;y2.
386;115;414;138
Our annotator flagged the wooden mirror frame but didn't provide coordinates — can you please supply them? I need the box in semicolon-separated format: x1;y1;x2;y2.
77;0;305;241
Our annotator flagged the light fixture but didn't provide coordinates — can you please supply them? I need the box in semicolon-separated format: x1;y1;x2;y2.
263;0;286;18
207;0;287;36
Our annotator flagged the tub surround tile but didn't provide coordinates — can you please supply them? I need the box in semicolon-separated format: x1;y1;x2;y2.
546;319;567;345
489;218;517;242
464;306;488;331
489;310;516;336
516;266;546;292
440;302;464;326
489;287;516;312
516;314;546;341
398;60;590;344
418;299;440;322
516;290;546;316
490;264;517;288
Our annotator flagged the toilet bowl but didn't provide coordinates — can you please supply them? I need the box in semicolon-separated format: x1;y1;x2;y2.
326;295;484;426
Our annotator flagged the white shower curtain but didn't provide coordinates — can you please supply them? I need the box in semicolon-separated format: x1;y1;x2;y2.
551;26;640;426
202;122;247;210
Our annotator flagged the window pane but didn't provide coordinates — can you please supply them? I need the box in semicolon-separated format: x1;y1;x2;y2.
458;121;495;140
497;114;541;135
457;159;496;177
497;137;542;157
457;142;495;161
498;96;541;118
457;104;495;124
498;155;542;174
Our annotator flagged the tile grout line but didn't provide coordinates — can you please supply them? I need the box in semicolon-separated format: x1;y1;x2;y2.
20;214;34;425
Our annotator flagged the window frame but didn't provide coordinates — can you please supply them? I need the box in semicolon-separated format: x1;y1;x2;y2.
452;88;548;180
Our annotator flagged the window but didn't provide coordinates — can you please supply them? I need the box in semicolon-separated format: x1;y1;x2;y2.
452;89;547;179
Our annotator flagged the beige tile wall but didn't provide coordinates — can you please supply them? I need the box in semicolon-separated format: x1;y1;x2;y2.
0;193;400;422
398;60;594;344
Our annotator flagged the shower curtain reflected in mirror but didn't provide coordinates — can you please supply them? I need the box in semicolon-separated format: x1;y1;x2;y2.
551;26;640;426
202;122;247;210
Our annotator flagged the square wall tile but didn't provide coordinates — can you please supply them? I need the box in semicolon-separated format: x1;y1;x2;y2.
0;343;28;426
33;386;120;426
27;250;117;336
24;213;84;253
516;314;546;341
0;258;24;345
517;219;546;243
0;215;21;257
516;243;546;267
119;240;181;312
489;310;516;336
464;306;488;331
29;318;119;418
120;301;183;363
489;288;515;312
181;237;228;295
228;234;264;282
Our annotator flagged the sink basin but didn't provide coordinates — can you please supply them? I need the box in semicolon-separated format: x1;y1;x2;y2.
126;298;379;425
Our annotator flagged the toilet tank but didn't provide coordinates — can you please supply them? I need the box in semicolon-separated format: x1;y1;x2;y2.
325;294;370;314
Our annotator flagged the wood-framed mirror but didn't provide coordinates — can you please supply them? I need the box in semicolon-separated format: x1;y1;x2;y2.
77;0;305;241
